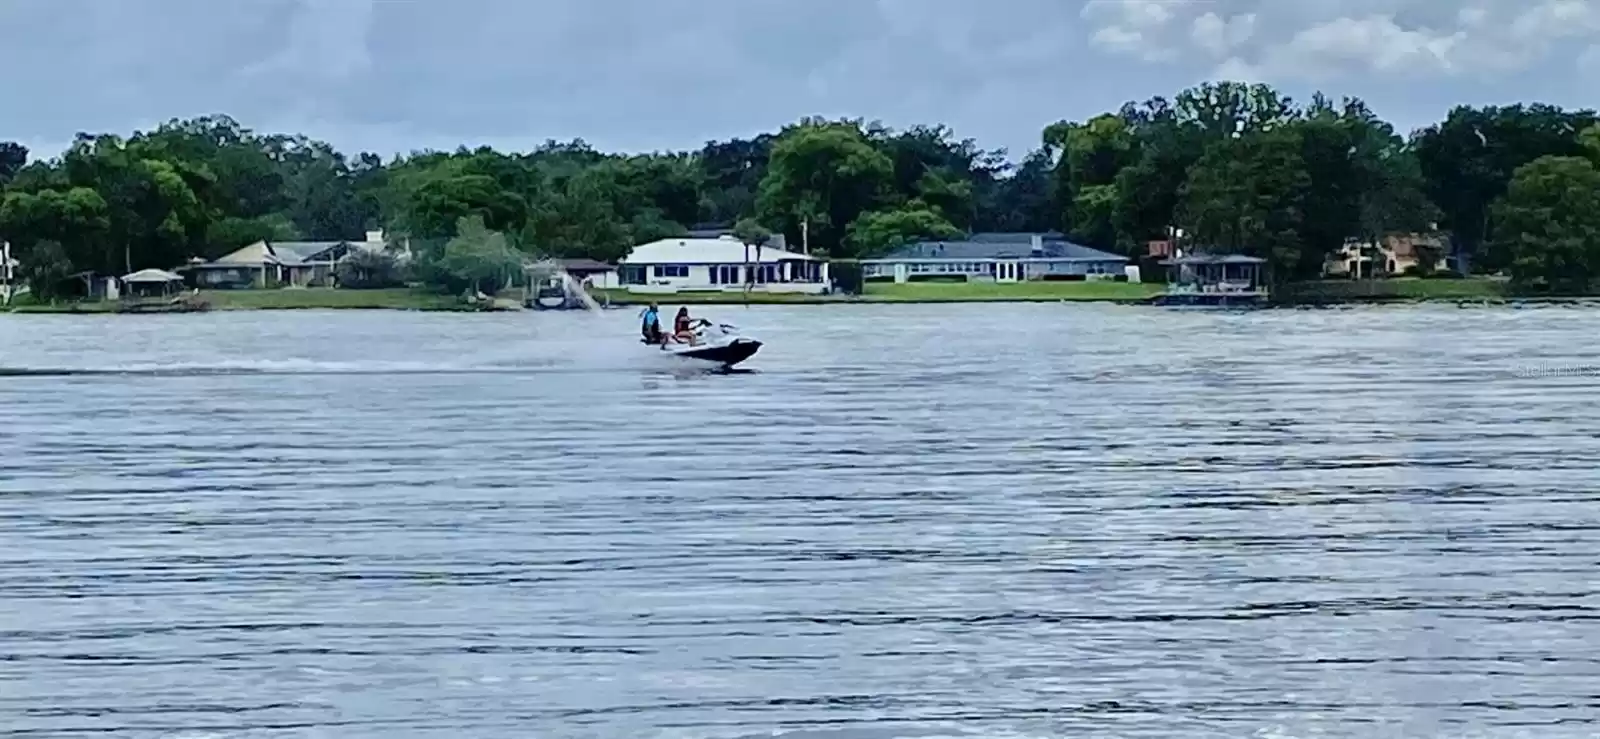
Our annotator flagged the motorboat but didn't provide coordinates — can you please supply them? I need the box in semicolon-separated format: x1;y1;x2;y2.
525;262;606;310
644;318;762;367
529;275;570;309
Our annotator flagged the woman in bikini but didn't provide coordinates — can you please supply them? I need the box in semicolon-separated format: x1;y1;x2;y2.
671;307;698;345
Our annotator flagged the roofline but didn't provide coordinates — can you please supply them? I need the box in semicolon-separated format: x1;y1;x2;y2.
859;256;1128;264
1159;257;1268;265
618;258;819;265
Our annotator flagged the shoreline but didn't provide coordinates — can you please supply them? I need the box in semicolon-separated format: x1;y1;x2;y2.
5;280;1596;314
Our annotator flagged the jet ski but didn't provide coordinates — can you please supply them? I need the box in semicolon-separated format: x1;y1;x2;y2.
644;318;762;367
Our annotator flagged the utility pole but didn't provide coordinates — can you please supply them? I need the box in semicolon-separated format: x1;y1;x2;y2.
801;219;809;255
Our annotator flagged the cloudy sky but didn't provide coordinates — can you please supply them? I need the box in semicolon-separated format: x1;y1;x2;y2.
4;0;1596;163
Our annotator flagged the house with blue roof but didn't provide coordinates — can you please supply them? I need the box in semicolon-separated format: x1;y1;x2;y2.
858;231;1130;283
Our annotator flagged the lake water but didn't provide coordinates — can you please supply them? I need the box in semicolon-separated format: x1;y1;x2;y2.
2;303;1599;739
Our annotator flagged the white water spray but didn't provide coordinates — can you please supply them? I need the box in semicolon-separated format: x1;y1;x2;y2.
561;270;604;312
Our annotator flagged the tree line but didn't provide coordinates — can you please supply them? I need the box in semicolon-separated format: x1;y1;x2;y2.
4;81;1600;296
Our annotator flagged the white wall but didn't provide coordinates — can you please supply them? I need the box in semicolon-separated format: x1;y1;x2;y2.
634;264;711;289
626;262;829;294
576;270;618;289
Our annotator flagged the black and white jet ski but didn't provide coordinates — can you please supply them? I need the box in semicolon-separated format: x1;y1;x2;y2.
644;318;762;367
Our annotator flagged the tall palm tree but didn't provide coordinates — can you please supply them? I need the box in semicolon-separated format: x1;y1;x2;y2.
733;218;772;302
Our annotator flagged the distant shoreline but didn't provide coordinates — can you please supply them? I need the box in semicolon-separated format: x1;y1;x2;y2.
5;279;1595;314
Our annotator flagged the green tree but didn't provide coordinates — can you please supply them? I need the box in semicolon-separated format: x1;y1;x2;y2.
0;142;26;187
0;187;113;273
695;136;773;224
335;247;403;289
205;214;299;257
1043;113;1138;249
732;217;773;291
1581;124;1600;164
1174;81;1297;138
400;174;528;239
868;123;999;230
733;217;772;252
1414;104;1599;272
45;134;213;272
756;120;894;257
1111;97;1205;250
17;240;75;301
985;149;1056;232
844;205;962;256
1179;126;1312;278
1492;156;1600;293
523;166;644;261
417;215;525;294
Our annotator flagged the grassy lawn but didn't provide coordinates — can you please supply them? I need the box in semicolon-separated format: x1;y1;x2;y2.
4;287;468;313
202;287;463;311
594;288;852;305
1282;277;1509;302
5;296;117;313
598;281;1165;304
862;280;1167;302
1386;277;1508;299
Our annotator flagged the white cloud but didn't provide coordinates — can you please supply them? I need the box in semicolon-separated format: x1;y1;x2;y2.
1084;0;1600;83
1509;0;1600;41
1273;15;1463;78
1212;56;1265;83
1082;0;1181;60
1191;12;1257;57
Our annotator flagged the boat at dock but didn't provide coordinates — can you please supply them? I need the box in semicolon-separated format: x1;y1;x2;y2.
524;260;609;311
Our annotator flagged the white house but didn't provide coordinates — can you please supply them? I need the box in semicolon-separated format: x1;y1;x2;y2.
617;235;829;295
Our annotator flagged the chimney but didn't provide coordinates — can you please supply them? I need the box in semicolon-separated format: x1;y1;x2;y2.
365;229;384;244
1030;233;1044;255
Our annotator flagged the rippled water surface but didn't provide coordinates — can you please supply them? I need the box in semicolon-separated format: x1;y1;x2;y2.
3;303;1600;738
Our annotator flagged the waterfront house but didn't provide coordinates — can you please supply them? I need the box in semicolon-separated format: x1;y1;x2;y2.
184;230;404;288
617;235;828;294
1323;232;1449;278
858;231;1129;283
